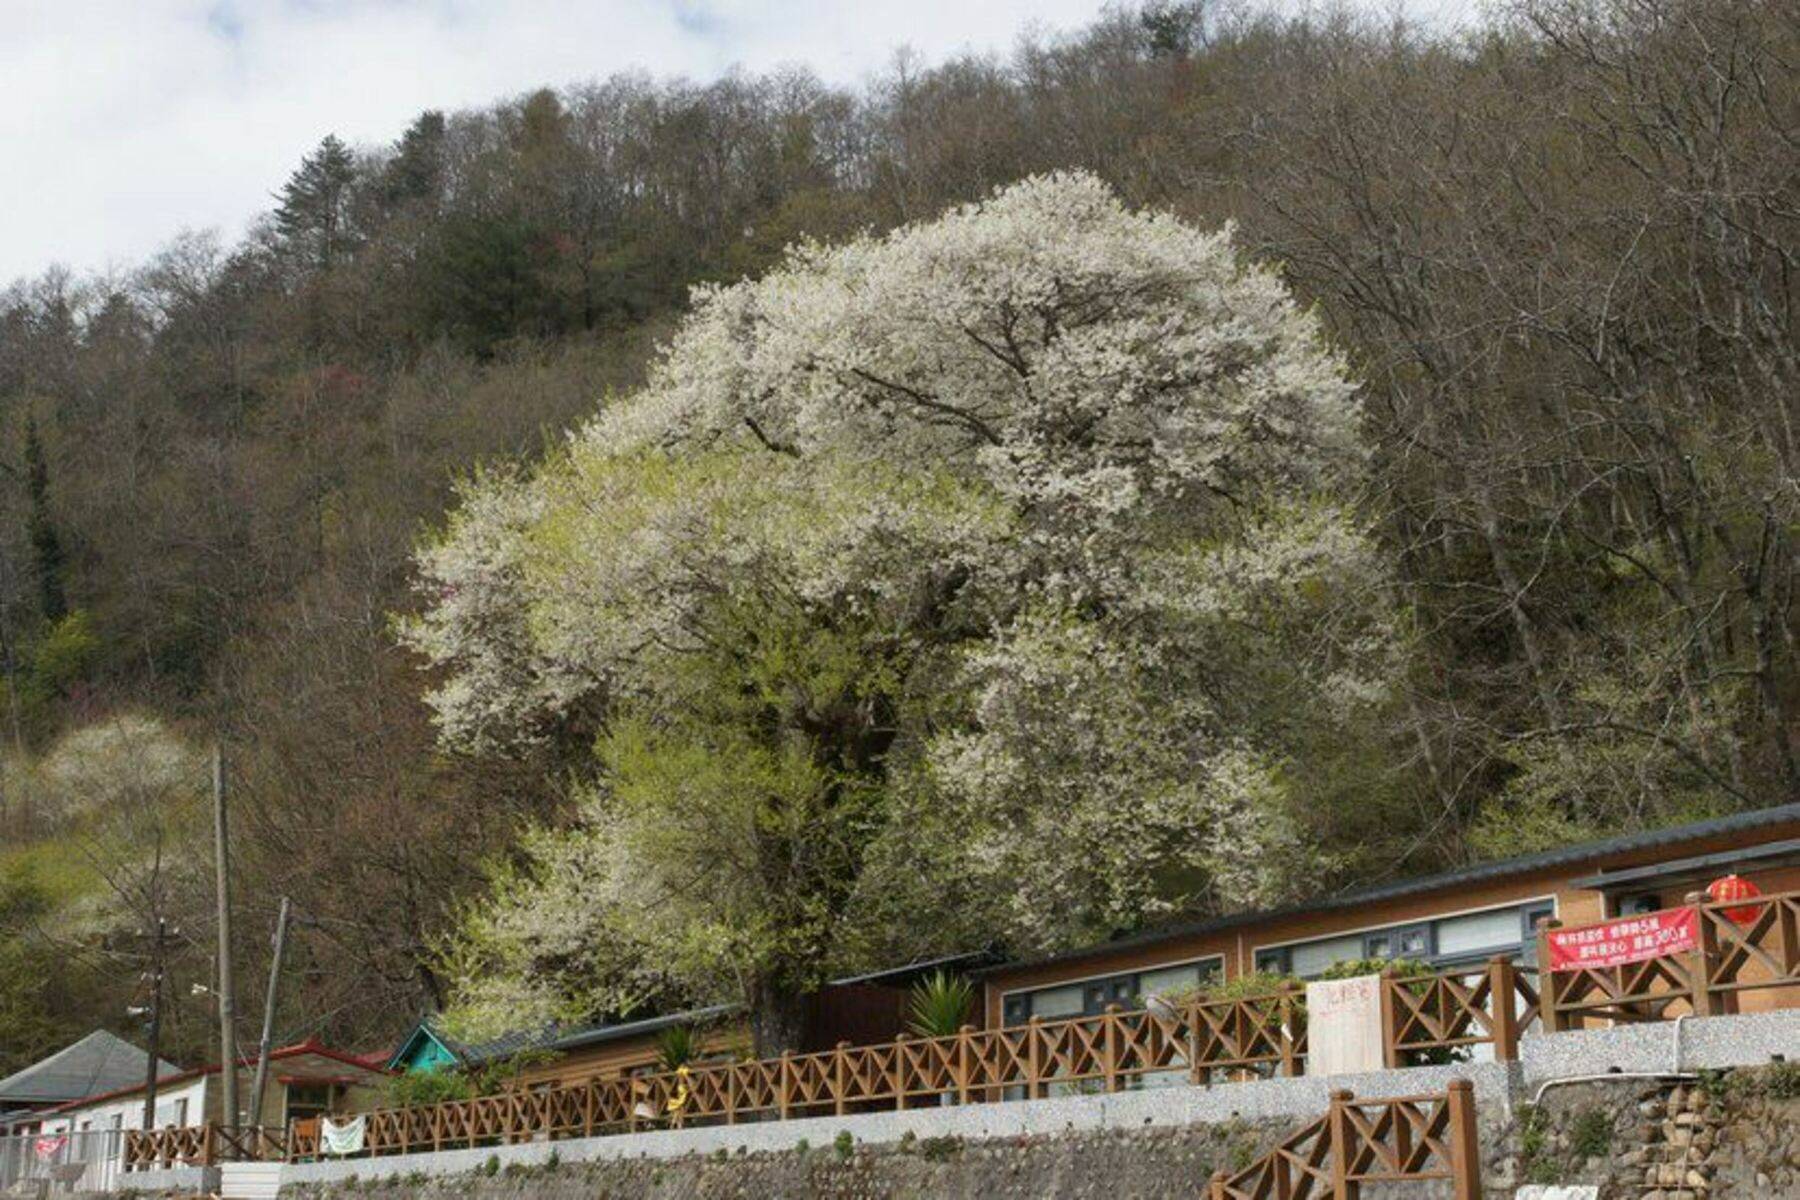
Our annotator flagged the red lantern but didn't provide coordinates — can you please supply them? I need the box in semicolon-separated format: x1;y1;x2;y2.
1706;873;1761;925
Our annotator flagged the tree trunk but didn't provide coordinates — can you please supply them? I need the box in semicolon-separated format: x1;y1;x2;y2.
747;977;812;1058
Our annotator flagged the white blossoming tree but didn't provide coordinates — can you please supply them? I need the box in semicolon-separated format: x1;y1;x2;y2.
403;172;1402;1053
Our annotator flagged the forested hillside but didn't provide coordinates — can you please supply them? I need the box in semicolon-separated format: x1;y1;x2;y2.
0;0;1792;1068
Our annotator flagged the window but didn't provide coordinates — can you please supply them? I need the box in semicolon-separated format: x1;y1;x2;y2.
1255;948;1290;975
1438;908;1527;958
1289;935;1362;978
1003;957;1221;1025
1364;923;1432;961
284;1084;339;1124
1260;901;1553;979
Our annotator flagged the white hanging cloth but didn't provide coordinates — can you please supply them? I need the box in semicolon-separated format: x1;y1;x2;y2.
320;1115;367;1156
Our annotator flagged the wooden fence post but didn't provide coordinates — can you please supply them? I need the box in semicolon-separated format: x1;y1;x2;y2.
778;1051;794;1121
1328;1090;1357;1200
1280;988;1301;1078
1186;996;1205;1087
892;1034;908;1111
833;1041;850;1116
956;1025;974;1106
1209;1169;1229;1199
1487;957;1519;1062
1446;1078;1482;1200
1103;1004;1123;1093
1378;968;1401;1070
1026;1017;1044;1100
1535;918;1565;1033
1686;893;1726;1018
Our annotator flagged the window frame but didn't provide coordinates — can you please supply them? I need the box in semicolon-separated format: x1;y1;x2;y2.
1251;895;1559;980
999;953;1224;1026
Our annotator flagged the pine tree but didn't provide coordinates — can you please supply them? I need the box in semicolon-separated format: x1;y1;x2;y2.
23;416;67;624
274;134;359;270
380;111;447;211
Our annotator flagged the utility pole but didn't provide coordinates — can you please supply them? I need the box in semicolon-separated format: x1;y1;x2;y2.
246;897;291;1131
139;917;168;1131
212;742;240;1130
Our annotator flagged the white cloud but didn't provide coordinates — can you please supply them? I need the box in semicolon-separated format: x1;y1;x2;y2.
1;0;1111;282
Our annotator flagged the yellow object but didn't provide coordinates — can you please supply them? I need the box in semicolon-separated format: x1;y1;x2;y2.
666;1065;690;1113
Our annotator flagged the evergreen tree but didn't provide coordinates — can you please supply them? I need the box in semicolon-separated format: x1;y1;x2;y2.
23;416;66;624
274;134;360;270
380;111;447;211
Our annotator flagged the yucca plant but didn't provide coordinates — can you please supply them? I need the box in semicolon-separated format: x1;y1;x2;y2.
657;1025;697;1072
906;970;975;1039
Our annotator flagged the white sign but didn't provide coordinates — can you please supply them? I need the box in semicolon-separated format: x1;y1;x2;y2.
1305;974;1384;1076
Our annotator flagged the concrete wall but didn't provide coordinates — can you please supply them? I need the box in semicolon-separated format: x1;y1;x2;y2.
1517;1007;1800;1083
275;1061;1512;1191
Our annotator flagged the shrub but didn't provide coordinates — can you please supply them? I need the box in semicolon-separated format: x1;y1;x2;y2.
907;971;975;1038
833;1130;854;1160
481;1154;500;1177
1763;1062;1800;1099
1569;1107;1612;1157
385;1067;476;1108
657;1025;697;1072
919;1135;962;1162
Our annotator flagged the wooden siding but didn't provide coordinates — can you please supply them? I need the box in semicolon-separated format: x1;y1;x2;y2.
982;819;1800;1029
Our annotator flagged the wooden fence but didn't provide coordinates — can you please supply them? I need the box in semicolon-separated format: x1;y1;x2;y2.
115;890;1800;1174
1539;887;1800;1031
121;962;1541;1171
1209;1080;1483;1200
120;1124;286;1172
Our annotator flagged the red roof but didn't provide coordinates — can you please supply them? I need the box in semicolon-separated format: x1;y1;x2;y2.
49;1040;392;1113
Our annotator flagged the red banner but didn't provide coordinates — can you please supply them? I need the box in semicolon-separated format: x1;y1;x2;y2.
1547;905;1699;971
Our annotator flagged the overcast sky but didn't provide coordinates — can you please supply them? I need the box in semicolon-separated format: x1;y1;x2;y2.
3;0;1116;284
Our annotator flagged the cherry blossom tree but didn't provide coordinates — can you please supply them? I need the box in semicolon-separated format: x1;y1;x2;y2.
403;172;1402;1052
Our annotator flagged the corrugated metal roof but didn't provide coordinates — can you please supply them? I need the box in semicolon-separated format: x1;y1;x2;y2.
0;1031;180;1105
546;1005;741;1054
982;802;1800;977
406;952;998;1068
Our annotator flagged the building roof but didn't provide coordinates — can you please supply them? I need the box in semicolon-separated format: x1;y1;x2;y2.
982;802;1800;977
47;1039;391;1115
390;950;1001;1072
0;1031;180;1108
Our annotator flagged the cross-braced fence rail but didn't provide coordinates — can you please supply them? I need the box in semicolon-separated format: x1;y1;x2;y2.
119;1124;287;1172
123;960;1541;1170
121;883;1800;1176
1540;887;1800;1031
1209;1081;1483;1200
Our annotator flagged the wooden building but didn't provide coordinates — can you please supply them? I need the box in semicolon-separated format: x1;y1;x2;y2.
35;1041;390;1136
386;954;995;1091
978;804;1800;1029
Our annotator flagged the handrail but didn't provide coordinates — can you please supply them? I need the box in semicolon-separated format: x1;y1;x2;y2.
1210;1080;1483;1200
121;1124;287;1171
1538;887;1800;1032
119;927;1785;1174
